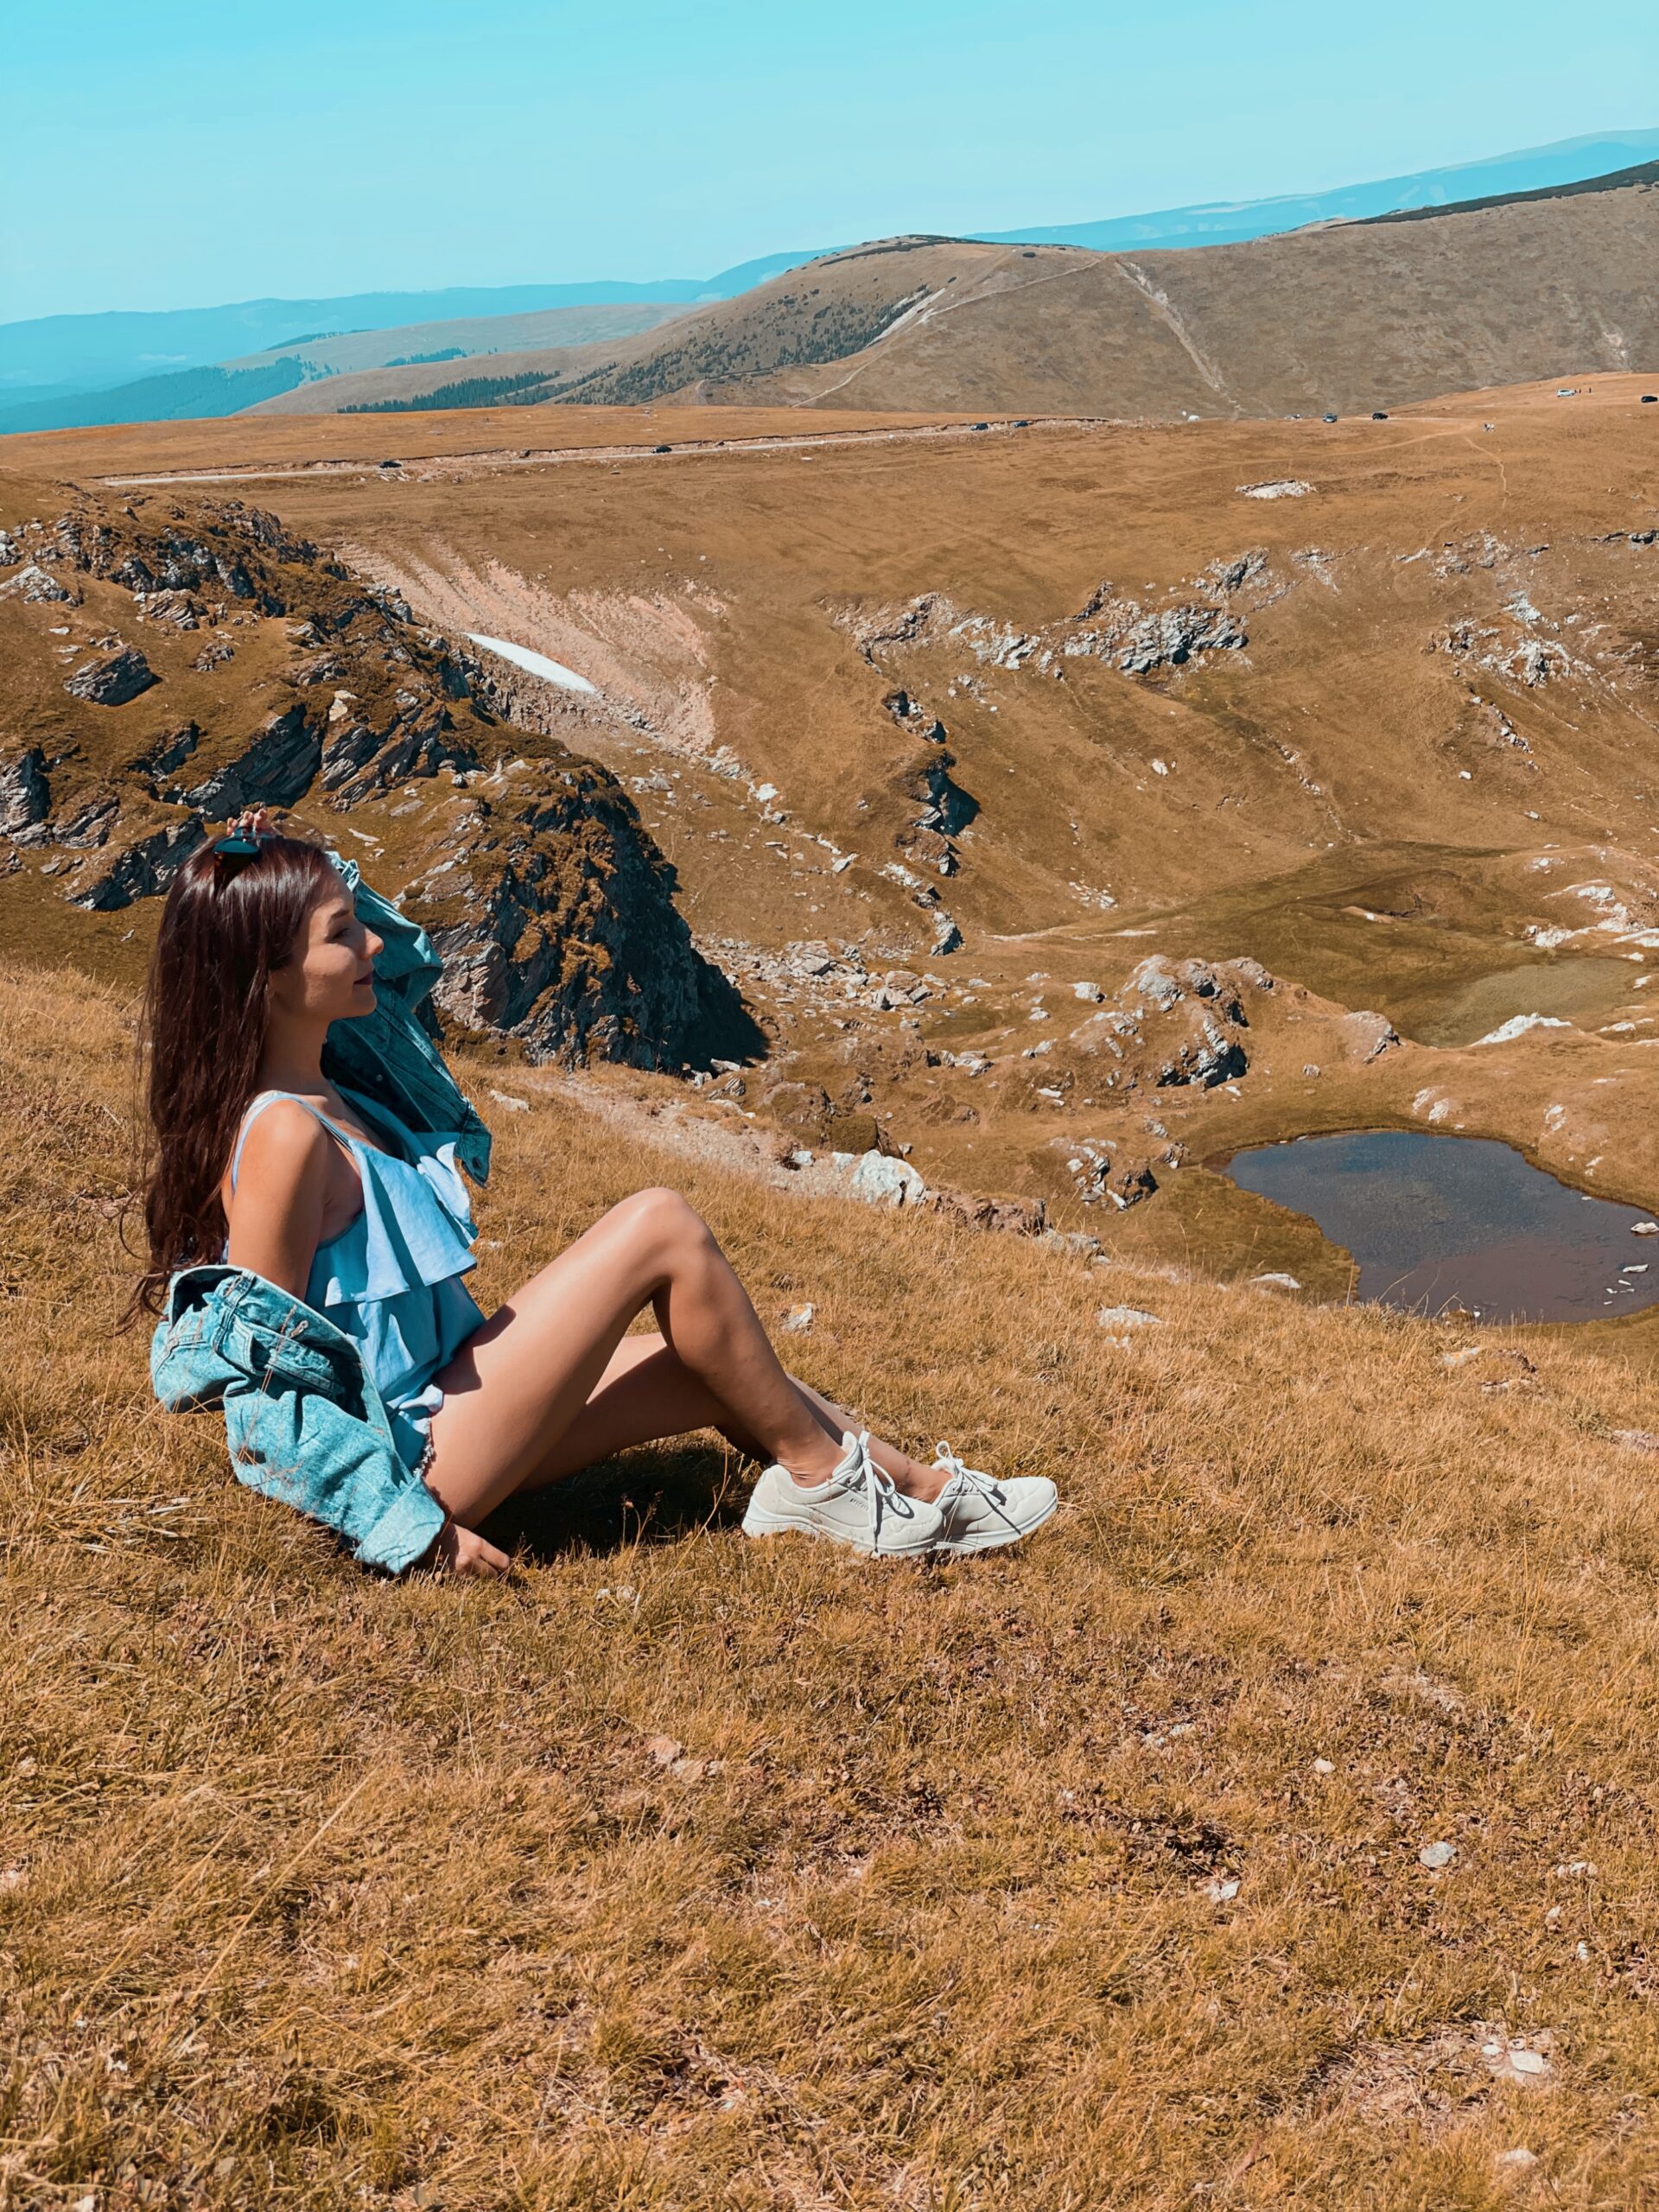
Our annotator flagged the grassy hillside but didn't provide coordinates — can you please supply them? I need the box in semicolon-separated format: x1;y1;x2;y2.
328;177;1655;422
10;956;1659;2207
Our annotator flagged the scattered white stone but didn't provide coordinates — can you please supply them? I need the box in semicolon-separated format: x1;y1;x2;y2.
1201;1876;1240;1902
488;1089;531;1112
1096;1306;1164;1330
848;1150;927;1208
1471;1013;1572;1046
1312;1758;1335;1775
1249;1271;1302;1292
1633;1221;1659;1236
1491;2045;1551;2083
1237;479;1312;499
1073;981;1104;1001
1419;1840;1458;1870
1554;1859;1599;1879
831;854;856;874
1623;1263;1649;1274
1495;2147;1540;2172
782;1302;815;1333
1441;1346;1484;1370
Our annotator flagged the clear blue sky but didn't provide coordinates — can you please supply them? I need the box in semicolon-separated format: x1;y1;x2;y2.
6;0;1653;321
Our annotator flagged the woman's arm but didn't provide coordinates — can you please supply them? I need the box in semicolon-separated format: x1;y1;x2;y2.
225;1103;331;1297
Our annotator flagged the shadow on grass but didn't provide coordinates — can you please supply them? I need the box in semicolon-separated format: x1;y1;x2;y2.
480;1438;753;1563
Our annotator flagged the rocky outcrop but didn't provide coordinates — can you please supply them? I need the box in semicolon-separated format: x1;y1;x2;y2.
0;749;50;840
0;563;73;605
175;705;323;820
5;487;759;1074
64;645;158;707
1057;1137;1160;1211
72;815;204;911
1068;591;1247;674
1066;956;1259;1093
421;762;763;1071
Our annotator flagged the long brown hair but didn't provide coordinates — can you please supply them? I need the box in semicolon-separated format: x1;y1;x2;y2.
130;831;340;1317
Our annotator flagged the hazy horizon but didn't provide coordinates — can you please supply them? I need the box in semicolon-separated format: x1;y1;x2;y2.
5;0;1654;323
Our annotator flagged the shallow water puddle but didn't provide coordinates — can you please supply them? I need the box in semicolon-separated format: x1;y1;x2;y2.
1214;1129;1659;1323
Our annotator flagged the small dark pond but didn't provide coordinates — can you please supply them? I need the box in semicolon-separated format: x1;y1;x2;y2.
1214;1128;1659;1323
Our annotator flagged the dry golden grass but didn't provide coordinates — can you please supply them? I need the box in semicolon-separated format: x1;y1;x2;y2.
10;955;1659;2209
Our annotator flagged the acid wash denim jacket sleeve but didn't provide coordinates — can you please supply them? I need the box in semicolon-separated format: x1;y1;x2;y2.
148;853;493;1574
151;1265;447;1573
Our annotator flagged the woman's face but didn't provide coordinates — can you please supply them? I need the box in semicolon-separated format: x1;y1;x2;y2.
268;887;384;1027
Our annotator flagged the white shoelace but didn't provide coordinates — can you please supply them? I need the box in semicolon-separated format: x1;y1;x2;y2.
845;1431;923;1553
932;1441;1020;1532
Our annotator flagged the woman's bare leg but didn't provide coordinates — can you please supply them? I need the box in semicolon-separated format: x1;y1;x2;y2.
423;1188;935;1528
517;1331;944;1497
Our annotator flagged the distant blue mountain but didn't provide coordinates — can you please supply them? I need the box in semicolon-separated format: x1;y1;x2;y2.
0;254;814;410
0;358;312;439
975;128;1659;252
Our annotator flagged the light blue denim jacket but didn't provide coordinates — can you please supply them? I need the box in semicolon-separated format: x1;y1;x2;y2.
149;854;491;1574
151;1263;448;1572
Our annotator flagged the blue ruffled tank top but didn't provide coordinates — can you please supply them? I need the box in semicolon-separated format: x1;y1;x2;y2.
229;1086;485;1472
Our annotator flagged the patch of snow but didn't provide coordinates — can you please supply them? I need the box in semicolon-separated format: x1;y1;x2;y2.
1471;1014;1572;1046
466;632;597;695
1236;480;1312;500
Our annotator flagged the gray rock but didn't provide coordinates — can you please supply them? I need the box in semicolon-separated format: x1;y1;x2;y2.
71;815;203;910
1096;1304;1163;1329
1158;1011;1248;1088
64;645;158;706
0;748;50;839
130;723;200;788
1419;1840;1458;1871
848;1149;927;1208
1338;1010;1400;1062
1129;955;1184;1011
181;704;321;818
1116;604;1246;673
55;789;120;849
1;562;73;604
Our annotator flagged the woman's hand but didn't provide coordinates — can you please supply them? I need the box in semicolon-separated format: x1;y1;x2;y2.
423;1516;512;1579
228;806;276;840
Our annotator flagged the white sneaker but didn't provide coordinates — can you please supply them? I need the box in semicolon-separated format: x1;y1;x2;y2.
928;1442;1058;1554
741;1430;945;1557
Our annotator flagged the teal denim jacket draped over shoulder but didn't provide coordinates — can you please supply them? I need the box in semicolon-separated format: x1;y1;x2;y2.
148;852;491;1574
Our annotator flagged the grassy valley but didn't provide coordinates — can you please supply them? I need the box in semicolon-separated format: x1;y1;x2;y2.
4;340;1659;2205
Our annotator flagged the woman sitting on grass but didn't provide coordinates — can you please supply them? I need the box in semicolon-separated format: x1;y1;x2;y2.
136;810;1057;1577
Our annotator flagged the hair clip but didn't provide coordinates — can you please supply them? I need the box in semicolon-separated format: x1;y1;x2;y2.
213;831;263;876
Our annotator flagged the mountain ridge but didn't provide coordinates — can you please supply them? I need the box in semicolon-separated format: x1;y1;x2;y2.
5;127;1653;429
245;172;1659;424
